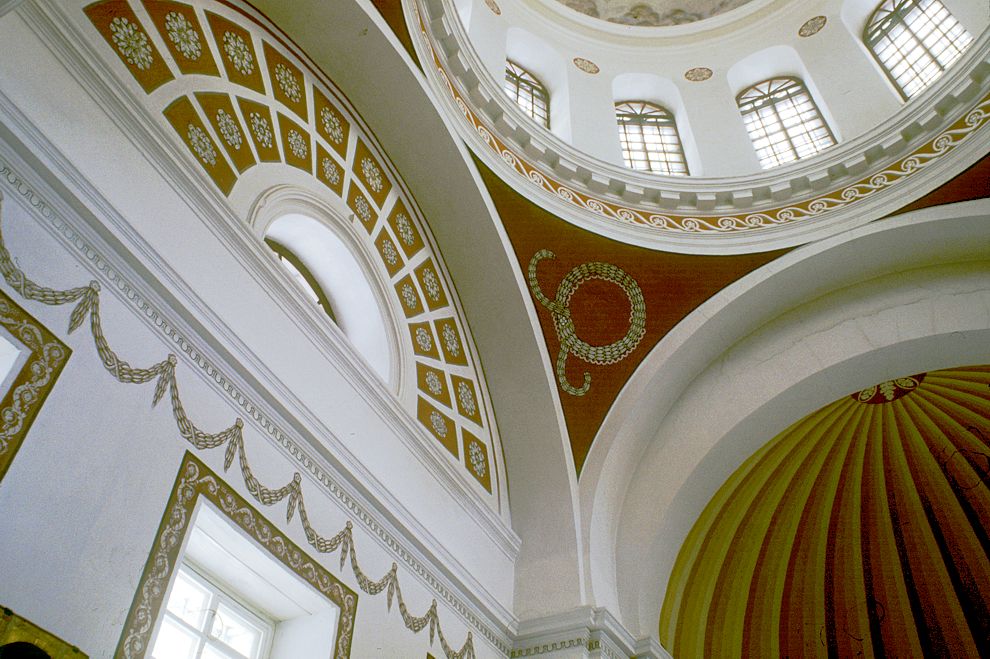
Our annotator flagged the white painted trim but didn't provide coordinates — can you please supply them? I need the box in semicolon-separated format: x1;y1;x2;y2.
511;606;667;657
0;45;518;659
0;0;24;18
582;199;990;637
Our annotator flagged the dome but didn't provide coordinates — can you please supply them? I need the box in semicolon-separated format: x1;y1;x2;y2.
431;0;990;252
554;0;759;26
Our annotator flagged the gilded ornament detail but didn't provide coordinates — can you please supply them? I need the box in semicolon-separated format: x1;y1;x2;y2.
799;15;827;37
275;62;302;102
164;11;201;60
401;283;417;309
248;112;273;148
528;249;646;396
856;374;925;404
215;109;242;150
415;327;432;352
321;157;340;185
353;195;372;223
425;371;443;395
441;324;460;357
395;213;415;245
429;410;448;438
361;157;384;194
287;129;308;159
186;124;217;166
110;16;153;71
320;107;344;144
573;57;600;74
422;269;441;301
382;240;399;266
468;441;486;478
457;381;476;417
223;31;254;75
684;67;713;82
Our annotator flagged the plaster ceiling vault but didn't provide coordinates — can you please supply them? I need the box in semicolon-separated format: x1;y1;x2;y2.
1;0;988;655
661;365;990;658
553;0;758;26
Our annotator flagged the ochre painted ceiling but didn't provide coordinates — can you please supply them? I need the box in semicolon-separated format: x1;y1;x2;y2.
661;365;990;658
476;160;785;472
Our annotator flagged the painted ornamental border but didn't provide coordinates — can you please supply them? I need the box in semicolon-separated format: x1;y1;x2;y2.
408;0;990;253
117;452;358;658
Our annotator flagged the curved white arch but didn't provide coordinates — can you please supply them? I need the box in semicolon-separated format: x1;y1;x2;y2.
727;44;842;142
247;185;405;396
579;199;990;640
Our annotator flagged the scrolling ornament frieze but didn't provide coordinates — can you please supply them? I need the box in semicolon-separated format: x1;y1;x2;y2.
411;0;990;246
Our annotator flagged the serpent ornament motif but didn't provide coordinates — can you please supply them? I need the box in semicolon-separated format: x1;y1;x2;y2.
528;249;646;396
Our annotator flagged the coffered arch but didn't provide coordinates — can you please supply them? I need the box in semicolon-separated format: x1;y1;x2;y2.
81;0;506;503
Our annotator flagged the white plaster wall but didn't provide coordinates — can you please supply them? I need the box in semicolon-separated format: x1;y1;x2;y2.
0;168;504;658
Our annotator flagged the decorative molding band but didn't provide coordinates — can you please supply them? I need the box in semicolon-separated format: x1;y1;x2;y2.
0;285;70;482
0;190;481;658
0;0;25;18
0;153;511;654
409;0;990;253
117;453;359;658
511;606;665;658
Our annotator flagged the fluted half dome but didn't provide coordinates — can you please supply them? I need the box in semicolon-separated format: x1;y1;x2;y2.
661;365;990;658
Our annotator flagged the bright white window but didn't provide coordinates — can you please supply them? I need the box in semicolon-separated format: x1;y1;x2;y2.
265;214;392;381
737;77;836;169
150;504;341;659
615;101;689;175
504;60;550;128
866;0;973;99
153;564;273;659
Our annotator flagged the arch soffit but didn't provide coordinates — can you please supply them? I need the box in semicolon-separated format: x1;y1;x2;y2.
578;200;990;636
251;186;402;390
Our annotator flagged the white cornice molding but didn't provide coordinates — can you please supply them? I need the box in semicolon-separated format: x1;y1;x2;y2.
410;0;990;253
0;0;24;18
511;606;667;657
18;0;519;559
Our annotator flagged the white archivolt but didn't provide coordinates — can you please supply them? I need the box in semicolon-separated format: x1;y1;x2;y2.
579;199;990;640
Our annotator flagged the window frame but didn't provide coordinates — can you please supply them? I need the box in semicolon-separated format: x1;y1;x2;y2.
736;76;837;170
504;59;551;129
864;0;973;100
614;100;690;176
265;238;337;322
153;562;276;659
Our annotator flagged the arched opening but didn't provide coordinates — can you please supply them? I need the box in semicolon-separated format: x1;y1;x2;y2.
265;213;392;381
864;0;973;99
